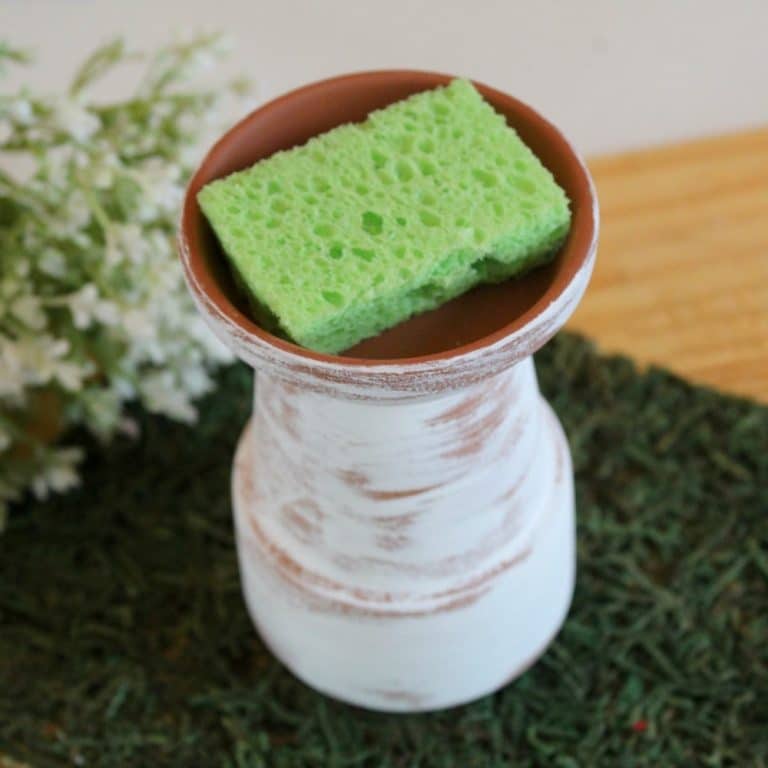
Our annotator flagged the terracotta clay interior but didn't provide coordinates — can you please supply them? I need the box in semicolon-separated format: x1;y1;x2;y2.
183;71;595;362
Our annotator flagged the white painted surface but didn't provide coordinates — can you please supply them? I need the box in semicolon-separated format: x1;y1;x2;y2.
173;65;598;709
3;0;767;155
232;365;576;711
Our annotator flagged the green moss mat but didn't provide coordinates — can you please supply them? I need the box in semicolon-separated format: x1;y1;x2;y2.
1;333;766;767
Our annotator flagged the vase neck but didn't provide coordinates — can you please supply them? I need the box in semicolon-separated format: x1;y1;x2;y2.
254;358;537;494
246;355;555;598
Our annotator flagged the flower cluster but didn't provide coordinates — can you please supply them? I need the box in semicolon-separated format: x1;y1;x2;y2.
0;37;247;525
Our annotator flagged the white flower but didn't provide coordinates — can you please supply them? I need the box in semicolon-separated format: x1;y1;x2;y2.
48;190;91;239
11;294;47;330
136;200;158;223
53;98;100;142
38;248;67;278
186;50;216;77
67;190;92;229
142;338;168;365
178;364;212;398
9;98;34;124
44;144;74;187
67;284;120;329
73;149;91;169
140;370;196;422
11;334;90;391
109;223;148;265
56;360;90;391
113;377;136;399
136;159;183;220
31;447;83;499
0;36;242;516
178;141;204;170
121;307;155;340
139;157;181;181
152;101;174;120
80;388;122;437
91;161;115;189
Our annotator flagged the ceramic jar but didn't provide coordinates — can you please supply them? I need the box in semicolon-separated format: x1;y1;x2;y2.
179;70;598;712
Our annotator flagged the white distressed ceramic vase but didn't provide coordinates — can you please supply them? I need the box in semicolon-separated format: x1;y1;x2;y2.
180;70;598;712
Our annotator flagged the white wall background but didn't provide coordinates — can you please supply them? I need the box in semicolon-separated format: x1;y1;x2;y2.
3;0;767;156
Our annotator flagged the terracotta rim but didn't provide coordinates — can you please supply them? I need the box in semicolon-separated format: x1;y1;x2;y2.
180;69;598;368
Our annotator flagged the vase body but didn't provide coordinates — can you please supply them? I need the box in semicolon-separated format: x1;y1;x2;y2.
232;357;575;711
179;69;598;712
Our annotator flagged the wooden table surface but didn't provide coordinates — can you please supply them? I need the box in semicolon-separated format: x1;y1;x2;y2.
568;128;768;404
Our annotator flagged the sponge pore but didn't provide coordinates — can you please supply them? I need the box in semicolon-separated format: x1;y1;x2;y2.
198;79;571;354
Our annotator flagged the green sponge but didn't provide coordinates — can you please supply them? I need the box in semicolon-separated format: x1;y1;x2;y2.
198;79;571;353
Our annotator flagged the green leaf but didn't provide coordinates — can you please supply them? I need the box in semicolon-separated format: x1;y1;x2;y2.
69;38;126;96
0;41;31;76
137;33;222;97
0;195;21;229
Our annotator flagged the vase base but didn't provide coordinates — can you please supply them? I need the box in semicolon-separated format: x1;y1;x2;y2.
231;399;575;713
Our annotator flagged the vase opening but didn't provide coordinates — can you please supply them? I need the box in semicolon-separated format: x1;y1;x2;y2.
182;70;597;365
